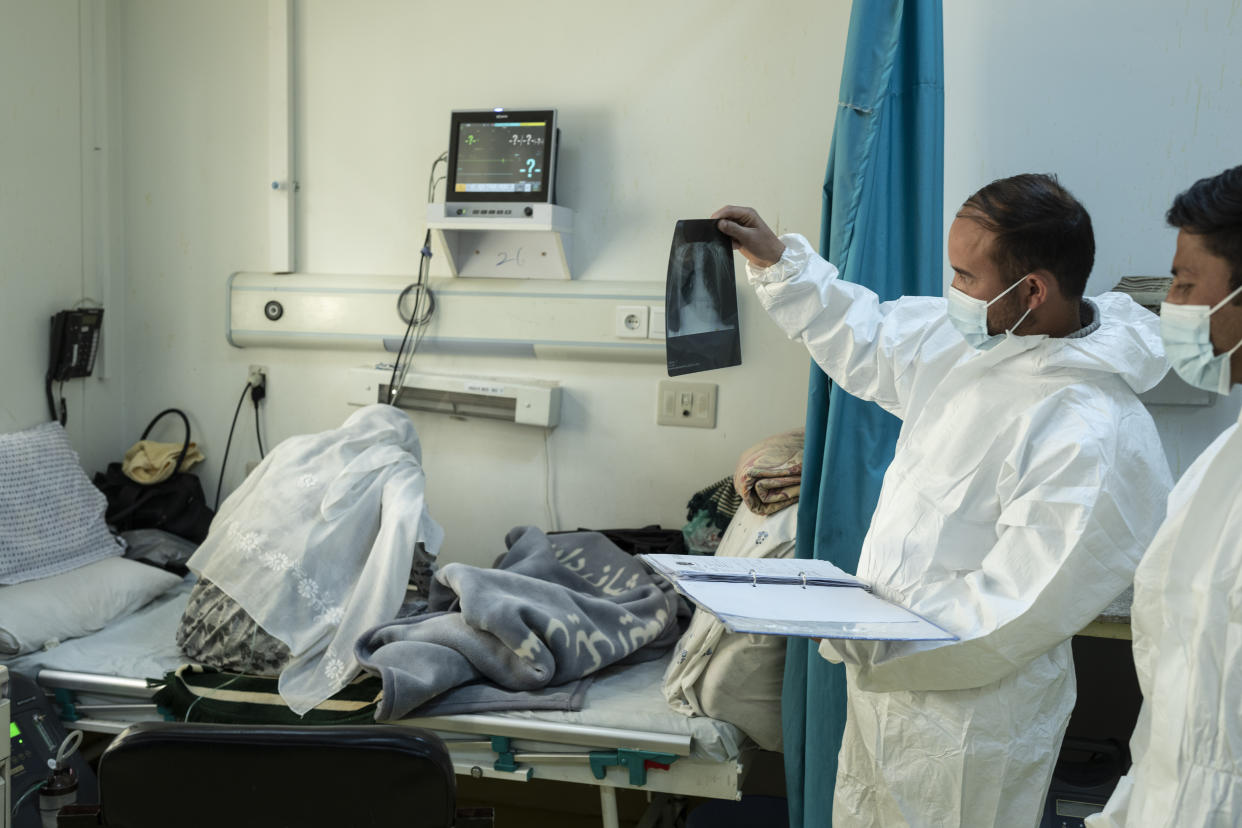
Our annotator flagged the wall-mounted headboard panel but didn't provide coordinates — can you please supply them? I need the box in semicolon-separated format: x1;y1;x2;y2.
227;272;666;361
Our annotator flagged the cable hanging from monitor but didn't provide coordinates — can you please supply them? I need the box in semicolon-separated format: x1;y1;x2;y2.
386;152;448;406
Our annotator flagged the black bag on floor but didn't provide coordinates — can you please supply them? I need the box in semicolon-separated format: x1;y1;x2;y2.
94;408;215;543
551;525;686;557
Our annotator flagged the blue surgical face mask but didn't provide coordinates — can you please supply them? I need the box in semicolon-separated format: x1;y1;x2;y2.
1160;283;1242;395
946;277;1032;349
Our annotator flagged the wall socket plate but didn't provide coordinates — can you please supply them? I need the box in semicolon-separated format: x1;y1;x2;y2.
248;364;268;388
656;380;717;428
615;305;649;338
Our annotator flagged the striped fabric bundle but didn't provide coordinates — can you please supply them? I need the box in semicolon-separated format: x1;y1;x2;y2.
685;477;742;532
154;664;379;725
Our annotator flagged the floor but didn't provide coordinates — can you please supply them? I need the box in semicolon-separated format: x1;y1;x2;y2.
455;776;691;827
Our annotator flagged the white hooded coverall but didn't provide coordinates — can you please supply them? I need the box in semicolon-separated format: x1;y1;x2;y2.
1086;408;1242;827
750;235;1173;828
188;404;443;715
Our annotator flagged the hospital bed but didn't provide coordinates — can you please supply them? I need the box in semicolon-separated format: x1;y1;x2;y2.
5;563;1134;828
2;577;751;828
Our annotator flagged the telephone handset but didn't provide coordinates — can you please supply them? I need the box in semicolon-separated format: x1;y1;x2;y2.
46;308;103;425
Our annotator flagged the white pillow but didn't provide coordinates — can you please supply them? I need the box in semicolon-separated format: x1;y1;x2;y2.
0;556;182;655
0;421;123;584
662;503;798;751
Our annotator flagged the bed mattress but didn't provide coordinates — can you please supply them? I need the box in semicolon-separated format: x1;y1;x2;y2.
1;577;746;762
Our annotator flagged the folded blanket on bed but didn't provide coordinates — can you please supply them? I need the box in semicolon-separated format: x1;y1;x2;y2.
732;427;803;516
356;526;680;721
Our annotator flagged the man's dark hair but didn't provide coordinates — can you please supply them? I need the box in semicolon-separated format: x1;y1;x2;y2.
957;173;1095;298
1166;164;1242;292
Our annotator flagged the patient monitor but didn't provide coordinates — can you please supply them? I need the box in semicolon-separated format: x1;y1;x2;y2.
445;108;558;218
430;108;571;278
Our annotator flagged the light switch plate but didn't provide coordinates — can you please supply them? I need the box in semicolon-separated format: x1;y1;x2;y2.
657;380;717;428
649;307;666;339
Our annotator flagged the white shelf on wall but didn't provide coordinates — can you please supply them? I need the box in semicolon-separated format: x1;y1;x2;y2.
426;203;573;279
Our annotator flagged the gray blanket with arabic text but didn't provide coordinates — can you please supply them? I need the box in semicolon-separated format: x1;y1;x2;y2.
355;526;681;720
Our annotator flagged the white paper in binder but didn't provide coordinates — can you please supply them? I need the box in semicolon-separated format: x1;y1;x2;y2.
639;554;957;642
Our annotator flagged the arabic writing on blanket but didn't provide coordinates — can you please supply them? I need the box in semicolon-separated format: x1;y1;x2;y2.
356;526;680;720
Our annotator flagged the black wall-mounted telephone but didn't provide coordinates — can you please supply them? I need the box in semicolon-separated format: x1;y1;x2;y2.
46;308;103;425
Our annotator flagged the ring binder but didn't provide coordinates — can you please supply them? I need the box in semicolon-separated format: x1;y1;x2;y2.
636;553;957;642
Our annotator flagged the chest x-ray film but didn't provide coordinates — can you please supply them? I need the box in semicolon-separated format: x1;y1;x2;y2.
665;220;742;376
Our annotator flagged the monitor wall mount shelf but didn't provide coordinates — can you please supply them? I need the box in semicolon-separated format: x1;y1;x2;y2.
426;203;574;280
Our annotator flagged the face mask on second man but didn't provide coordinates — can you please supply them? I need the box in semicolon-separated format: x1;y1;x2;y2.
946;276;1033;349
1160;282;1242;395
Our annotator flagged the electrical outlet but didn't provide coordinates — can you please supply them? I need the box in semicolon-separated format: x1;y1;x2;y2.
656;380;717;428
248;364;267;389
615;305;649;339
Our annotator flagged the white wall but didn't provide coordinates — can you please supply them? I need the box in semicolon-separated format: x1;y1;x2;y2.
0;0;126;473
944;0;1242;477
13;1;1237;551
117;0;850;565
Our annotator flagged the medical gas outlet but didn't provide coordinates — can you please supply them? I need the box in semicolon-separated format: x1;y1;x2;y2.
657;381;717;429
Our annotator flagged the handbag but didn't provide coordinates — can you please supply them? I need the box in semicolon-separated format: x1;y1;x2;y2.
549;525;686;557
94;408;215;543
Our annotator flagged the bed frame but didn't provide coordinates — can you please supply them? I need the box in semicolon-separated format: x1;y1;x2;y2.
35;668;749;828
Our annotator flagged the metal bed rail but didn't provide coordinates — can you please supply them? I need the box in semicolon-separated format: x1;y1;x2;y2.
32;667;749;827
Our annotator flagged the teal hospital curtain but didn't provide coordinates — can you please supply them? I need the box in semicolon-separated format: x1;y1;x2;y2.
780;2;943;826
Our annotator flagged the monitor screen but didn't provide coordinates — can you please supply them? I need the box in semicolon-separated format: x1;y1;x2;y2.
447;109;557;203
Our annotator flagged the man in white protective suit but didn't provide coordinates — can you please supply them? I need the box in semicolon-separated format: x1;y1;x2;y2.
712;173;1174;827
1086;164;1242;827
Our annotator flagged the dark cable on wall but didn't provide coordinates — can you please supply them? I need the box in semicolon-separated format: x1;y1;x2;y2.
250;381;266;459
47;379;67;426
387;230;434;405
254;406;265;459
215;382;252;511
45;377;58;424
385;152;448;406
